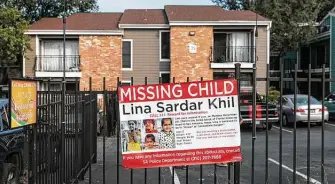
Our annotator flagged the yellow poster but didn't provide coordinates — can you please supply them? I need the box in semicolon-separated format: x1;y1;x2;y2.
10;80;37;128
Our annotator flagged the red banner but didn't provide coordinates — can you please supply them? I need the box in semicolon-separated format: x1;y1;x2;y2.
122;147;242;169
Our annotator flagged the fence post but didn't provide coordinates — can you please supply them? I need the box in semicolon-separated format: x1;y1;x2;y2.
89;77;92;184
75;78;79;178
61;122;65;184
103;77;106;184
234;63;241;184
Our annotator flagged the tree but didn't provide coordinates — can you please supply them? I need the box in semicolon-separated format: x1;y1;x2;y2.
318;0;335;21
0;8;30;83
0;0;99;23
212;0;323;57
211;0;251;10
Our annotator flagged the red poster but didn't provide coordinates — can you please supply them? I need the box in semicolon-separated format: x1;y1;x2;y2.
118;79;242;169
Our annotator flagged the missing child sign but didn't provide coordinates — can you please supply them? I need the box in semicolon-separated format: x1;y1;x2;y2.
118;79;242;169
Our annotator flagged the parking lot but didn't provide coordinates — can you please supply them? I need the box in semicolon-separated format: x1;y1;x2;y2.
80;121;335;184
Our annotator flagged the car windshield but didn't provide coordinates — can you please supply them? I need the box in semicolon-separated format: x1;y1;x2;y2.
0;105;9;131
290;96;320;105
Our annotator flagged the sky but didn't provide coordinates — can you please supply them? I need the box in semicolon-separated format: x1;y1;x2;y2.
97;0;214;12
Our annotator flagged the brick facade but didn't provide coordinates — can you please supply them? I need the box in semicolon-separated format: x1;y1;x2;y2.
79;36;122;90
170;26;213;82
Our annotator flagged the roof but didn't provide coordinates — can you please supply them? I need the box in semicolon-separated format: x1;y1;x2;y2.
30;13;123;30
119;9;168;24
164;5;269;22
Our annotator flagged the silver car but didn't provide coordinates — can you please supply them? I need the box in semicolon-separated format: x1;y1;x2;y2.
277;95;329;126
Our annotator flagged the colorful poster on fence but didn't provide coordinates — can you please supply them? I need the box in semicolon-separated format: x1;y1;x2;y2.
118;79;242;169
10;79;37;128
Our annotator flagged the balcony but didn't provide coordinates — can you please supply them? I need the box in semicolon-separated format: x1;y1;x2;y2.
35;55;81;78
210;46;255;69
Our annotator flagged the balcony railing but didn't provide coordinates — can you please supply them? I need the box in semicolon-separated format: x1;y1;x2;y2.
212;46;255;63
35;55;81;72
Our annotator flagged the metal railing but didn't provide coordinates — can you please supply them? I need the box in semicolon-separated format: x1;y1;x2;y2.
212;46;255;63
35;55;81;72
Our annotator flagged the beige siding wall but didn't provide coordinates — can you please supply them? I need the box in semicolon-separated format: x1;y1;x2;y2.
122;30;161;85
25;36;36;77
255;26;268;94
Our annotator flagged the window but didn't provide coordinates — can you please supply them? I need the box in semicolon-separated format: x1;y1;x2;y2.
0;104;9;131
160;72;170;84
326;94;335;101
122;40;133;70
160;31;170;61
38;82;78;91
121;81;131;86
41;40;79;71
214;32;252;63
213;72;252;87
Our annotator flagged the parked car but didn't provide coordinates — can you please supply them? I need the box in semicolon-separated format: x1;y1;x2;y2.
0;98;62;184
0;99;24;184
277;94;329;126
239;88;279;130
323;93;335;119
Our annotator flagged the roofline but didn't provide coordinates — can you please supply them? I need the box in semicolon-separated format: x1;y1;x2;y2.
25;30;124;35
320;12;335;25
118;24;169;29
169;21;272;26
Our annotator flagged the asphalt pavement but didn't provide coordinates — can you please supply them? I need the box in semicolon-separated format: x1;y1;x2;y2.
79;121;335;184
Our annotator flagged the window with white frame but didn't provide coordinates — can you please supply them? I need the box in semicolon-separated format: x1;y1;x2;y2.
122;40;133;70
120;81;131;86
41;40;79;71
160;31;170;61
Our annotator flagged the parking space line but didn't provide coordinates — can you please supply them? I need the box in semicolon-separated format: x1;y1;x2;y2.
272;125;293;133
169;167;181;184
268;158;321;184
325;123;335;127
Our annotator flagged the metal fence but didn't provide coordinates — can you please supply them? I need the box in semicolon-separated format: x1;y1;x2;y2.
79;63;330;184
12;62;332;184
22;80;98;184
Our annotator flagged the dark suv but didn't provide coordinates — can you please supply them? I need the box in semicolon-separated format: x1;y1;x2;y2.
0;99;24;183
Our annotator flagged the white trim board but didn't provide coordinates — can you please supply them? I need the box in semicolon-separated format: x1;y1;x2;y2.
159;71;170;77
210;62;253;69
119;24;169;29
121;80;132;85
121;39;134;71
35;72;82;78
169;21;272;26
267;25;270;64
25;30;124;35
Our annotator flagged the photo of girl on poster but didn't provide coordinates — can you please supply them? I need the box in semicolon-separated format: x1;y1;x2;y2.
122;120;142;152
158;118;176;149
143;134;159;150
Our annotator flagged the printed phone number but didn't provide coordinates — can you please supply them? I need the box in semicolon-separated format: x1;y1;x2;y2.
190;155;222;161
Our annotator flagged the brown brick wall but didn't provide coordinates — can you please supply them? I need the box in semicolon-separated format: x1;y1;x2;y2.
25;36;36;77
79;36;122;90
170;26;213;82
255;26;269;95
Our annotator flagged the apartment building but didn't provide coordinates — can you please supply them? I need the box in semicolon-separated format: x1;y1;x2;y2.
23;5;271;94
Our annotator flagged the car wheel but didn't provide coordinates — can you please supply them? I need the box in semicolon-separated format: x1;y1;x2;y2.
1;163;19;184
